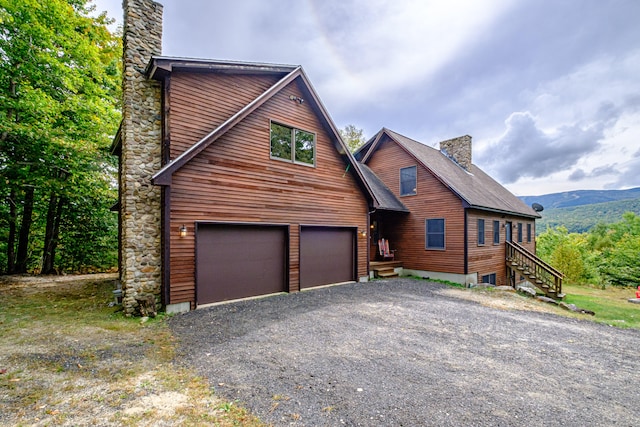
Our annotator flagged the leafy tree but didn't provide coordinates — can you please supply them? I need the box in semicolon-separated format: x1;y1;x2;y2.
0;0;121;274
339;124;366;153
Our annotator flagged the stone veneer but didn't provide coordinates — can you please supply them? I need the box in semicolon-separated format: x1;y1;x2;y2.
440;135;472;171
120;0;163;315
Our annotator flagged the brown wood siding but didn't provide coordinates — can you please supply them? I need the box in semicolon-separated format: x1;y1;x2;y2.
168;72;281;159
167;76;369;305
367;136;465;274
466;211;535;285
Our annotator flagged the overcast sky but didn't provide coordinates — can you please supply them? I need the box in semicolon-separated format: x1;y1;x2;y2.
93;0;640;196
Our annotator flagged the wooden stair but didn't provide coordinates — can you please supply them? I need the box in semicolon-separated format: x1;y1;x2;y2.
371;261;402;279
506;241;564;299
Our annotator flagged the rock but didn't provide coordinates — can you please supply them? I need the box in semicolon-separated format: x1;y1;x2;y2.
559;302;595;315
494;286;515;292
516;286;537;297
135;294;157;318
536;296;558;304
628;298;640;304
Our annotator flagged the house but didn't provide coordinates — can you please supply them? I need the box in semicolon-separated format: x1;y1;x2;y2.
113;0;386;314
355;128;561;293
113;0;561;315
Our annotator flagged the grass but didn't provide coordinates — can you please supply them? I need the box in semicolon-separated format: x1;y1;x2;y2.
0;278;265;426
562;284;640;329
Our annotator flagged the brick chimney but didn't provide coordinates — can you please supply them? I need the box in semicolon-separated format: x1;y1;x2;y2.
440;135;472;171
120;0;163;316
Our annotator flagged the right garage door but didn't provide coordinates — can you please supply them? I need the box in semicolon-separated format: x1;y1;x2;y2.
300;226;355;289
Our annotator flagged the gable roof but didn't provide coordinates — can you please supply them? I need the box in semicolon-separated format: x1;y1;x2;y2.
358;164;409;212
360;128;540;218
148;56;379;206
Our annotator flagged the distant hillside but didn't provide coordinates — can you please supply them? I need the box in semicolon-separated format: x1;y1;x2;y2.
520;187;640;209
535;198;640;234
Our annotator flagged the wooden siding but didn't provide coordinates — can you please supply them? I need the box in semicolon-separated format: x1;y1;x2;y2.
466;210;536;286
167;76;369;305
169;71;281;159
367;136;466;274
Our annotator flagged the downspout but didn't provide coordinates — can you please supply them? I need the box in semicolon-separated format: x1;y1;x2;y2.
463;209;468;276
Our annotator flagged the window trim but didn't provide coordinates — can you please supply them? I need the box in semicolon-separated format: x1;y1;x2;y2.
399;165;417;197
493;220;500;245
269;120;316;167
477;219;485;246
425;218;445;250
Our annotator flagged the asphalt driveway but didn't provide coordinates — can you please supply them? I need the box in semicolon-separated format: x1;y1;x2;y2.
169;278;640;426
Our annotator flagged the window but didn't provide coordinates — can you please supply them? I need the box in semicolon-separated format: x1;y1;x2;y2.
517;222;523;243
527;223;532;243
426;218;445;250
270;122;315;166
400;166;417;196
481;273;496;285
477;219;485;245
493;220;500;244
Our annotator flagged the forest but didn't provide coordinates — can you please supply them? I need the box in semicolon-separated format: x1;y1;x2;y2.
537;212;640;288
0;0;121;274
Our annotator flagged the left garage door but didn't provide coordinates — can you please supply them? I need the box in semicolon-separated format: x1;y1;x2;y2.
196;224;287;305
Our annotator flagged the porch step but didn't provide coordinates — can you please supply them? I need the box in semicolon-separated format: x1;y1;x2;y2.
375;267;399;279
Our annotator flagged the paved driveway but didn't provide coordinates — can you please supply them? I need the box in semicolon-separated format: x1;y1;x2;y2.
169;279;640;426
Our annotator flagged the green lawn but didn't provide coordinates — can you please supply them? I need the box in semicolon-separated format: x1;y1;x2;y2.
562;284;640;329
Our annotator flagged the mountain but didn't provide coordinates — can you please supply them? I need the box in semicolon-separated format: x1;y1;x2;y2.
520;187;640;210
534;198;640;234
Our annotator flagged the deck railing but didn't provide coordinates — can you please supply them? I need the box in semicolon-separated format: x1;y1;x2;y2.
506;241;564;298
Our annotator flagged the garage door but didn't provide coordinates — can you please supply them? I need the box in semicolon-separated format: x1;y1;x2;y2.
300;226;355;289
196;224;287;304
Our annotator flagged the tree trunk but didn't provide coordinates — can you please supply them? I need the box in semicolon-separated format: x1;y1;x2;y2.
42;193;65;275
6;189;17;274
14;186;34;274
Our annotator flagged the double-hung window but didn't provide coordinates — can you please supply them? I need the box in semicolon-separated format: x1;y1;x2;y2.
527;223;532;243
426;218;445;250
270;122;315;166
400;166;417;196
477;219;485;245
493;220;500;244
517;222;523;243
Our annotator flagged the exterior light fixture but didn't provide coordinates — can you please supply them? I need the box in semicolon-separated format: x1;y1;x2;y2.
359;230;367;238
179;224;187;237
288;95;304;104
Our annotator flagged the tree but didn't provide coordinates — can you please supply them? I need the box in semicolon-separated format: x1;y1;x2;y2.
0;0;121;274
339;124;366;153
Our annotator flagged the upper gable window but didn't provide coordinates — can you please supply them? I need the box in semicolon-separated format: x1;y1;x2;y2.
270;121;315;166
400;166;417;196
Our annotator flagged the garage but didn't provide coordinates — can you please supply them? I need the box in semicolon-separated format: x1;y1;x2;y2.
196;224;287;305
300;226;356;289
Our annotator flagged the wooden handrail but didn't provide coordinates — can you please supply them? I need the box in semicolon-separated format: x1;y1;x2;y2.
506;241;563;298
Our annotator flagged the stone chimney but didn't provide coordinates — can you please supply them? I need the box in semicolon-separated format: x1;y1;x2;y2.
440;135;472;171
120;0;163;316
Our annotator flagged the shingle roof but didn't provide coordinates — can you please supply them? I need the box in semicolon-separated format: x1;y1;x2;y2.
366;128;540;218
357;163;409;212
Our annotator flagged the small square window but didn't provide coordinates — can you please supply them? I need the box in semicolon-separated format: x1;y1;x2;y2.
481;273;497;285
400;166;417;196
270;121;315;166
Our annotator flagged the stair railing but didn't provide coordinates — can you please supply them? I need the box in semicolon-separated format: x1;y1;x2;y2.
505;241;563;298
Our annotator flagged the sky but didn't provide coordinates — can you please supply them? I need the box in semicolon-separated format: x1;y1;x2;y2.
92;0;640;196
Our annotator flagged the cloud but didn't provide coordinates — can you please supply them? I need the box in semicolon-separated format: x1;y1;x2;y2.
478;111;608;184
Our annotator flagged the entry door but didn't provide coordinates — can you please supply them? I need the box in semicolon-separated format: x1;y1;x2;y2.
505;221;512;242
300;226;355;289
196;224;287;304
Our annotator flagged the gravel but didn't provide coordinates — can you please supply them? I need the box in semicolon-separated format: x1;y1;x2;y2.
169;278;640;426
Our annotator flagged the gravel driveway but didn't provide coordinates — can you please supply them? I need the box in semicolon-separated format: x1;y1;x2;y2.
169;279;640;426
